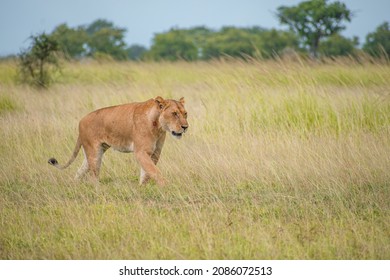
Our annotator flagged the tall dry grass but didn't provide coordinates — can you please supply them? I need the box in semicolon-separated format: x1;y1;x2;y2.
0;59;389;259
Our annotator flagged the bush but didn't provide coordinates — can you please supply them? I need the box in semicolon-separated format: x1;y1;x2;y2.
18;33;61;88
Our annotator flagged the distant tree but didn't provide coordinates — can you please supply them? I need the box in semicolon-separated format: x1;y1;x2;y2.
258;28;300;58
319;34;358;57
18;33;60;88
202;27;261;59
146;29;198;61
146;26;300;61
85;19;128;60
51;23;88;59
85;19;115;35
276;0;352;57
126;44;147;60
363;21;390;58
178;26;214;59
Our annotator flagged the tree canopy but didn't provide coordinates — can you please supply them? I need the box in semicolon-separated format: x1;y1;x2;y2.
146;26;300;61
86;19;128;60
277;0;352;57
363;22;390;58
202;27;261;59
50;19;129;60
51;23;87;59
146;29;198;61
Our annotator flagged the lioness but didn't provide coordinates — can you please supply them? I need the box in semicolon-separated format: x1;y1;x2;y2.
48;96;188;185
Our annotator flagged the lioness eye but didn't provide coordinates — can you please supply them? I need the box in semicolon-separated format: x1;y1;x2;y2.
173;112;178;117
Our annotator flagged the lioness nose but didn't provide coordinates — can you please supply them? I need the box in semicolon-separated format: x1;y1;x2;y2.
181;125;188;131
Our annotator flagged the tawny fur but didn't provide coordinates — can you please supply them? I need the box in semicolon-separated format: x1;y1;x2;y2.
48;96;188;186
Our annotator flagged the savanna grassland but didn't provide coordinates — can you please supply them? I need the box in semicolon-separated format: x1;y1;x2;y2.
0;58;389;259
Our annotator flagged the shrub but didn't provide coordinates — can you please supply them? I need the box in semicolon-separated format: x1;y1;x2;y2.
18;33;61;88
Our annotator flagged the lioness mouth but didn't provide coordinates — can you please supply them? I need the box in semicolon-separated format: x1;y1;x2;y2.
171;131;183;137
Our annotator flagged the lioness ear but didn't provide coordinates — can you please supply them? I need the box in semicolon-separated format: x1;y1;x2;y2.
154;96;165;109
179;97;185;105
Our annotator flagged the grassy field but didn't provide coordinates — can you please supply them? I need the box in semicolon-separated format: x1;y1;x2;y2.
0;59;389;259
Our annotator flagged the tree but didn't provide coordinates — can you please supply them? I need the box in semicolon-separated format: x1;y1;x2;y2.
50;19;139;61
202;27;261;59
126;44;147;60
177;26;214;59
85;19;128;60
319;34;358;57
18;33;60;88
51;23;88;59
201;27;299;60
276;0;352;57
363;22;390;58
146;29;198;61
258;28;300;58
85;19;115;35
146;26;300;61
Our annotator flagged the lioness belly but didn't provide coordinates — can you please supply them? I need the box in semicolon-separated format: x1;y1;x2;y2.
112;142;134;153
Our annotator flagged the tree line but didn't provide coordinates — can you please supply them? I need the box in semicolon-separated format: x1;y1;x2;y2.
39;18;389;62
18;0;390;63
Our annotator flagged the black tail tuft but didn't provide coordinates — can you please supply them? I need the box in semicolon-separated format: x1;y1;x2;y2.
48;158;58;166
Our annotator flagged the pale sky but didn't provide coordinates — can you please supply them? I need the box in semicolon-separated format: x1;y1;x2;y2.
0;0;389;56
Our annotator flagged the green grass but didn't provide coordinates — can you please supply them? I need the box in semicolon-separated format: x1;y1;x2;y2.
0;96;19;114
0;59;389;259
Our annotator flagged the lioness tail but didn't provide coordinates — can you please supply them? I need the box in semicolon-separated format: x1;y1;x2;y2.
48;136;82;170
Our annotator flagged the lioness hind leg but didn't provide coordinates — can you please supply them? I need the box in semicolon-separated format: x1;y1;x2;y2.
75;147;89;180
75;158;89;180
83;144;105;181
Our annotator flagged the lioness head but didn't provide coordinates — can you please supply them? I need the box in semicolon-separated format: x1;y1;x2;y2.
155;96;188;139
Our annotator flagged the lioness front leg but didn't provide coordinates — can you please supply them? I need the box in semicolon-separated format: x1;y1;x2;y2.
139;148;163;184
135;151;165;186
